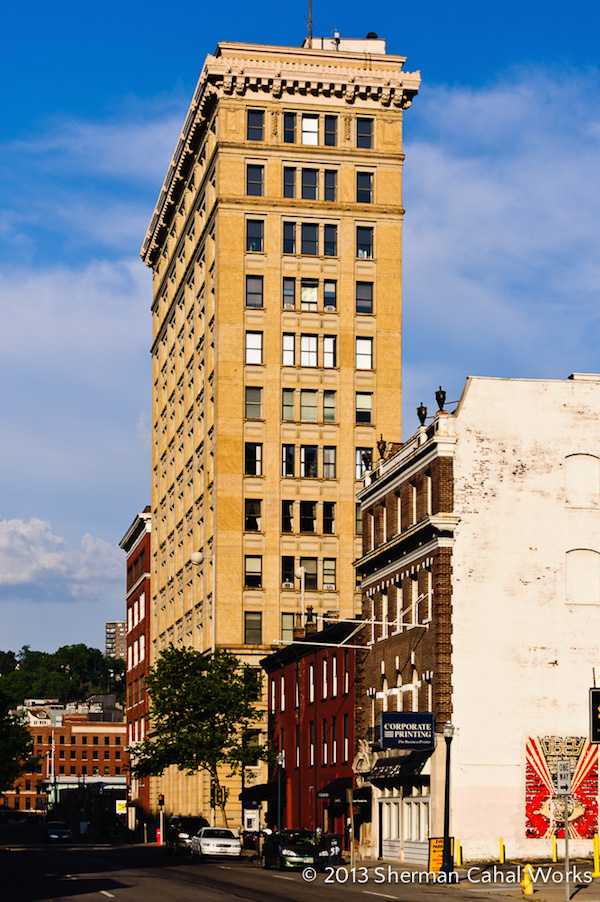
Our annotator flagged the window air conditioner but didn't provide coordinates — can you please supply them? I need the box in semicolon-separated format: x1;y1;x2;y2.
282;581;294;589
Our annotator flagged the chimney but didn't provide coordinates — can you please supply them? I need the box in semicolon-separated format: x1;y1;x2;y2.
305;606;317;635
293;611;305;640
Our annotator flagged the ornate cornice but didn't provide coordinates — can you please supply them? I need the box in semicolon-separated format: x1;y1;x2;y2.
141;41;421;269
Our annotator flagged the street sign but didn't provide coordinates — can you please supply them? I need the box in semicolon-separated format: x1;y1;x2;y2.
590;688;600;743
557;760;571;794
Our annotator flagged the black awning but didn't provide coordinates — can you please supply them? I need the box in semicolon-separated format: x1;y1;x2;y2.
367;750;432;786
352;785;372;805
239;782;278;803
317;776;352;802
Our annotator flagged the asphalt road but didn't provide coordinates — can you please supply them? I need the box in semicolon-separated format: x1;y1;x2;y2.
3;840;600;902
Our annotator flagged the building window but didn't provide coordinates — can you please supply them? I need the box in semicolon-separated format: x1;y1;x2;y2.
331;715;337;762
300;334;318;367
299;501;317;533
282;388;294;420
300;390;318;422
302;114;318;145
324;225;337;256
301;168;318;200
308;664;315;703
301;557;318;590
283;167;296;198
245;331;263;364
322;717;328;763
323;502;335;535
247;110;264;141
245;275;263;308
343;712;349;761
244;611;263;643
245;386;262;418
245;442;263;476
323;391;336;423
301;223;318;255
356;392;373;423
323;336;337;368
324;115;337;146
282;333;295;365
246;164;264;196
357;117;373;148
356;282;373;314
244;498;262;532
356;226;374;258
357;171;373;203
323;446;336;478
356;337;373;369
300;445;318;478
244;557;262;588
283;221;296;254
282;613;295;642
356;502;362;535
309;720;315;765
324;170;337;201
282;500;294;533
356;447;372;478
324;280;337;311
282;555;295;587
246;220;263;252
300;279;318;310
283;112;296;143
323;559;336;590
282;278;295;309
282;444;295;477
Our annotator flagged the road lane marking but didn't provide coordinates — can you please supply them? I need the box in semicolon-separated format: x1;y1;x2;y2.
272;875;295;880
363;893;398;900
100;892;115;898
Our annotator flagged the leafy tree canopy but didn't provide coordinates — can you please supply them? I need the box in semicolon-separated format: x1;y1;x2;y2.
0;644;125;708
0;688;33;793
131;646;267;806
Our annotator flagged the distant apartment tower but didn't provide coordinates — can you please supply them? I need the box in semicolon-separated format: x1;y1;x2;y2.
105;621;127;660
141;35;420;818
119;506;152;828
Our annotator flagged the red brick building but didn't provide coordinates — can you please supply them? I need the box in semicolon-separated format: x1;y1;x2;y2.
119;507;151;828
261;619;358;839
2;699;127;820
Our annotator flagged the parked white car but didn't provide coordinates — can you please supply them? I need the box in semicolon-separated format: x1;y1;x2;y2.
191;827;242;859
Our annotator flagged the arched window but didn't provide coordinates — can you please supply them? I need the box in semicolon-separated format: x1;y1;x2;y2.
565;548;600;605
565;454;600;508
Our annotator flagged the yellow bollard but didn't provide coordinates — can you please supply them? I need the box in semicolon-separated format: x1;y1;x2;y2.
520;863;535;896
500;837;505;864
552;833;557;863
456;839;462;867
592;833;600;878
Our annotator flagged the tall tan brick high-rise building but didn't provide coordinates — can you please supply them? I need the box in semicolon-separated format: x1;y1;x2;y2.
141;35;420;823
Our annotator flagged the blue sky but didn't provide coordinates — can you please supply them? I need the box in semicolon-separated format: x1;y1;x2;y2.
1;1;599;652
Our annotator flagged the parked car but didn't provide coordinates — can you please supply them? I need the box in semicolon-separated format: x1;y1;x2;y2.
261;829;331;870
42;820;72;842
165;815;209;854
191;827;242;859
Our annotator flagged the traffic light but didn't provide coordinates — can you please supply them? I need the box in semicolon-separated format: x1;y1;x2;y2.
158;793;165;807
590;689;600;744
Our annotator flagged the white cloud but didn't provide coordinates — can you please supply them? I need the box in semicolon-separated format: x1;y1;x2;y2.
401;67;600;428
0;518;123;604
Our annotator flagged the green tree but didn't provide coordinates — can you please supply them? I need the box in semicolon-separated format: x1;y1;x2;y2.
0;688;32;794
131;646;266;821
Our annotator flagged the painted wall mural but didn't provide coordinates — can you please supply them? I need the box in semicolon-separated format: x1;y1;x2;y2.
526;737;598;839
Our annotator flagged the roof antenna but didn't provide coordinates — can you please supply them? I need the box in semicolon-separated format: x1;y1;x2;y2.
307;0;313;48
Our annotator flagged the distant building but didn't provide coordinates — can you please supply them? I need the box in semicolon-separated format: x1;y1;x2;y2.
355;374;600;862
105;621;127;660
260;617;360;842
3;699;127;831
119;507;152;829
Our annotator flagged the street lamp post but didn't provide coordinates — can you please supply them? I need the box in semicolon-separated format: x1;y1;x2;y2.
190;551;216;654
440;722;455;880
294;566;306;624
276;750;285;832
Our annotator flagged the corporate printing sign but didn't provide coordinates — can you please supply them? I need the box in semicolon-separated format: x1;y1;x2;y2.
380;713;435;750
